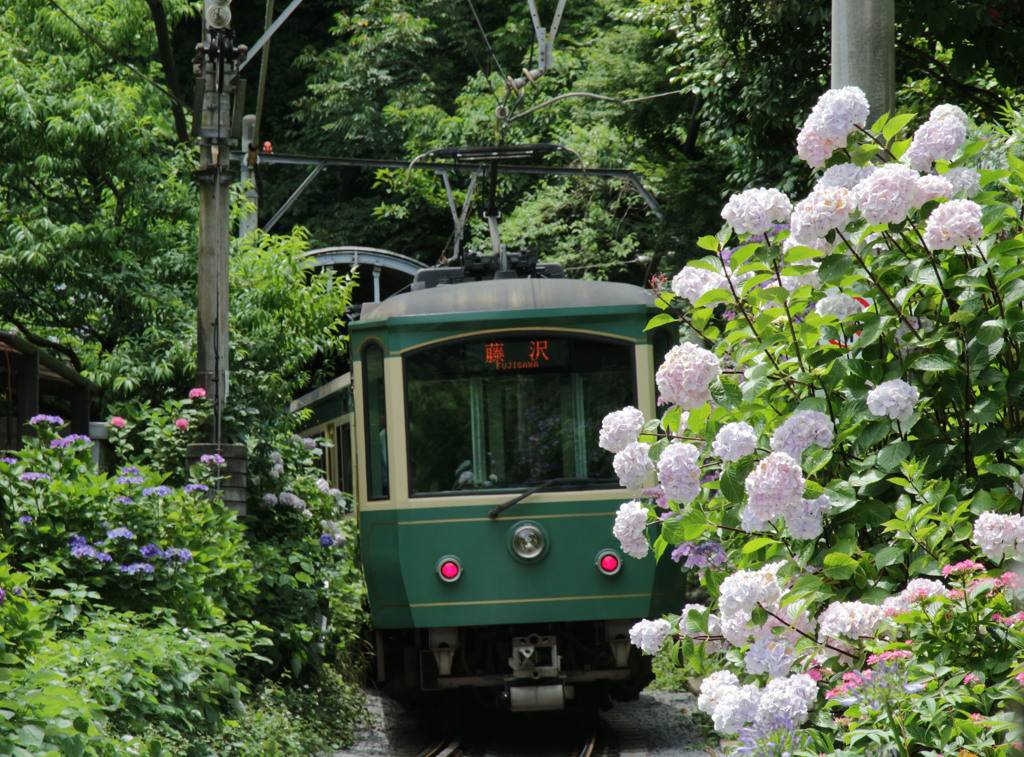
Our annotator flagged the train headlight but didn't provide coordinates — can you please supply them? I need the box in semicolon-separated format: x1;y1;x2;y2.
596;549;622;575
508;521;548;562
437;556;463;583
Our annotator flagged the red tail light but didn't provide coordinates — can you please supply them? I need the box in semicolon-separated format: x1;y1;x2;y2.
597;550;621;575
437;556;462;582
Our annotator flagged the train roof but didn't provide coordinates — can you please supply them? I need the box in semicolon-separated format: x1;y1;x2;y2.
357;278;653;322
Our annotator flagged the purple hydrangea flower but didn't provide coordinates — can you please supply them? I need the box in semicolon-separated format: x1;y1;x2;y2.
118;562;156;575
120;466;141;475
29;414;65;426
139;543;164;559
68;534;87;548
18;515;33;524
184;483;209;493
164;547;193;563
49;434;93;449
106;527;135;540
142;486;172;498
1;456;17;465
200;453;226;466
0;586;5;604
117;475;144;485
320;533;335;547
19;472;51;483
115;496;134;505
670;540;729;577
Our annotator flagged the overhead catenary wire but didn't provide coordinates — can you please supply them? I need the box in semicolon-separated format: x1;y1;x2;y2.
465;0;510;100
508;88;685;123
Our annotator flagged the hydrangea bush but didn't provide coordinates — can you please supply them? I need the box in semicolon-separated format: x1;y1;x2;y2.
0;406;364;754
605;91;1024;755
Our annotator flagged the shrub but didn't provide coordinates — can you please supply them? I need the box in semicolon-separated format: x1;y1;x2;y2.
605;94;1024;754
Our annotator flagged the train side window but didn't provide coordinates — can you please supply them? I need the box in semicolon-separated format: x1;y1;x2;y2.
363;344;389;498
338;421;354;495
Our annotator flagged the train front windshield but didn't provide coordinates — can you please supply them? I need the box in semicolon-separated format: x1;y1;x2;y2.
404;335;635;495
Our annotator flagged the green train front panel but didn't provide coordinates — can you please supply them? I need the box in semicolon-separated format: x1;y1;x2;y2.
361;499;686;628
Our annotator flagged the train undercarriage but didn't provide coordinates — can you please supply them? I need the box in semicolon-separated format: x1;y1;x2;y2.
374;620;653;712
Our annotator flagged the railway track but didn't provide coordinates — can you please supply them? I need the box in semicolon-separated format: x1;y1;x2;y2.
416;726;606;757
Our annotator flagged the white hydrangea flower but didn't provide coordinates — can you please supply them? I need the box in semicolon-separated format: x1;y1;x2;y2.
973;511;1024;562
930;103;970;126
613;441;654;491
818;163;874;190
790;185;856;244
770;410;834;462
914;174;953;205
896;578;946;607
739;506;771;535
866;379;920;424
671;266;728;304
697;670;740;717
721;188;793;236
599;406;645;453
854;163;921;225
718;562;787;619
712;422;758;462
613;499;650;559
944;167;981;198
316;477;331;493
904;113;968;172
815;293;864;321
745;637;797;678
923;199;983;250
628;618;672;654
279;491;306;511
262;492;278;506
818;600;885;642
757;674;819;725
655;342;721;410
796;87;870;168
713;684;762;734
657;442;702;504
745;453;806;523
786;494;831;540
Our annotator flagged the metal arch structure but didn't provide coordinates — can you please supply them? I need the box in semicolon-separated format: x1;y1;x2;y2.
303;246;427;303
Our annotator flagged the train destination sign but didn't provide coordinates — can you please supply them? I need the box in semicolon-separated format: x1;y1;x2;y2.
481;338;568;371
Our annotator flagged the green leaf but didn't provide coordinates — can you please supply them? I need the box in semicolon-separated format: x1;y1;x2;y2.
976;319;1005;345
877;441;911;473
697;235;720;252
644;313;678;332
912;353;957;372
742;536;778;554
750;605;768;627
823;551;859;580
721;461;752;504
818;254;854;282
873;546;903;569
882;112;916;141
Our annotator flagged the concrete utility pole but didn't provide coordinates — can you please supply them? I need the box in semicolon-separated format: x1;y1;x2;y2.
190;0;250;515
193;0;243;428
831;0;895;124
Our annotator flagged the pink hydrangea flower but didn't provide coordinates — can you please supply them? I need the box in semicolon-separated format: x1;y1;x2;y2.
655;342;721;410
189;387;207;399
853;163;920;225
963;673;981;685
175;418;189;430
109;416;126;429
942;559;986;578
922;199;983;250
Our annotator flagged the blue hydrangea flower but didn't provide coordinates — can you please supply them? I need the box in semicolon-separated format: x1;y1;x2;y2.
1;456;17;465
117;475;144;485
18;515;33;524
142;486;172;497
68;534;88;549
164;547;193;563
115;496;134;505
320;533;335;547
106;527;135;540
29;414;64;426
139;543;164;559
734;712;808;756
118;562;156;575
184;483;210;493
19;472;51;483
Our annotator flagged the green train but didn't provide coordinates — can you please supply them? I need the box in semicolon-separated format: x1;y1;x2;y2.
293;251;685;711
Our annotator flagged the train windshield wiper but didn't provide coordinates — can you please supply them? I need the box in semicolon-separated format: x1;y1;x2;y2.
488;477;590;519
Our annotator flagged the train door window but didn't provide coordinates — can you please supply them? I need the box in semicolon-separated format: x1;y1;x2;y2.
337;421;354;494
404;335;635;495
363;344;389;498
